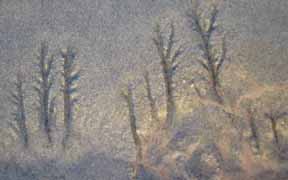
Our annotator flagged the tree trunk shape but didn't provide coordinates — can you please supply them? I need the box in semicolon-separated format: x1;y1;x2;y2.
11;74;29;148
123;86;142;179
247;109;260;152
209;73;223;104
144;72;159;125
18;97;29;148
43;78;52;143
163;66;176;129
62;83;73;148
35;42;54;144
270;118;280;148
61;47;79;149
49;96;57;131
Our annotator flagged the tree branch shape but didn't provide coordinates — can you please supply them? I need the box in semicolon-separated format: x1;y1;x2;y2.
153;22;185;129
188;1;226;104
